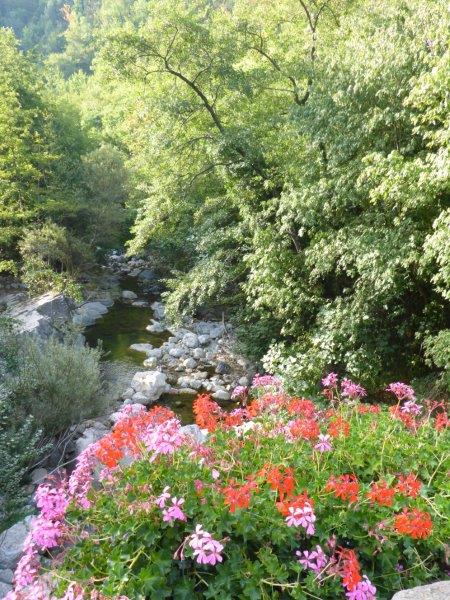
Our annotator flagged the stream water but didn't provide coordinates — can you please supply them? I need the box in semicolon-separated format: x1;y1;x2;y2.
84;276;198;424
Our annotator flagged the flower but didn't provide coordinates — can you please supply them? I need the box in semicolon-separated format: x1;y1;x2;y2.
223;480;257;512
13;534;39;590
396;473;421;498
251;374;282;389
188;525;224;565
386;382;415;401
394;508;433;539
143;418;185;461
322;372;338;388
401;400;422;416
339;548;362;591
341;378;367;399
34;483;69;521
31;516;63;550
328;417;350;438
231;385;249;400
162;497;187;522
155;486;171;508
265;466;295;500
326;475;360;503
285;502;316;534
314;434;333;453
435;412;449;431
193;394;222;432
288;417;320;440
345;575;377;600
367;481;395;507
296;545;328;574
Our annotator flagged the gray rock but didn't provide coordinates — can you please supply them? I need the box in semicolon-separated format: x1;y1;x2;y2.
192;348;205;359
0;569;13;584
75;424;108;454
181;424;208;443
7;292;73;338
182;332;199;349
212;389;231;401
132;300;149;307
215;361;231;375
143;357;158;368
151;301;165;320
194;371;209;380
137;269;156;282
0;517;32;569
238;376;250;386
391;581;450;600
0;581;12;598
122;290;138;300
209;326;225;339
147;320;165;333
177;376;203;390
132;392;151;405
183;357;197;370
146;348;163;359
198;334;210;345
169;347;185;358
122;387;134;400
30;467;48;485
131;371;169;401
129;343;154;355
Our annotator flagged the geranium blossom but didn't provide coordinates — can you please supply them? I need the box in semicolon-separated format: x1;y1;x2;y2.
386;382;415;401
188;525;224;565
345;575;377;600
296;545;328;574
367;481;395;507
396;473;421;498
252;374;282;389
314;434;333;452
155;486;171;508
322;372;338;388
231;385;249;400
326;475;360;503
394;508;433;539
34;483;69;521
341;378;367;399
162;497;187;522
285;502;316;534
401;400;422;416
143;418;185;461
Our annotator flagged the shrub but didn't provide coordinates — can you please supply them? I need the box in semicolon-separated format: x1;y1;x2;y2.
11;334;107;437
9;376;449;599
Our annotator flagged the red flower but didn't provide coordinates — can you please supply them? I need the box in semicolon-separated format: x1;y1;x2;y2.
358;404;381;414
338;548;361;591
287;398;316;418
326;474;360;503
266;466;295;500
193;394;222;432
222;480;258;513
367;480;395;507
396;473;421;498
394;508;433;539
289;418;320;440
328;417;350;438
435;412;449;431
276;492;314;516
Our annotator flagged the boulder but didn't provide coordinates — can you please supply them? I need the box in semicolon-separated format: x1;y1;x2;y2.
209;326;225;339
72;301;108;327
183;357;197;370
132;391;152;405
151;301;165;320
238;376;250;386
146;348;163;359
192;348;205;359
30;467;48;485
391;582;450;600
132;300;149;307
181;424;208;443
121;387;134;400
177;376;203;390
131;371;169;402
7;292;74;338
129;343;154;355
198;334;210;345
143;356;158;369
182;332;199;349
0;569;13;584
212;389;231;401
122;290;138;300
0;517;32;569
137;269;156;282
146;320;165;333
0;581;12;598
169;347;185;358
75;423;108;455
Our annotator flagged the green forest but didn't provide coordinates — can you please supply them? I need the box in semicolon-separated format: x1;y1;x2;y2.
1;0;449;392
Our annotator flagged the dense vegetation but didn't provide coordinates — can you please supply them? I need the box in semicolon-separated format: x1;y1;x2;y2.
6;379;449;598
0;0;449;388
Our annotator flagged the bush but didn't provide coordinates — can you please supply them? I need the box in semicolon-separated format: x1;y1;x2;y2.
11;334;107;437
10;376;449;599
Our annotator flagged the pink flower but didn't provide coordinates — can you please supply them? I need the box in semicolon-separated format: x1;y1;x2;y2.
61;583;85;599
155;486;171;508
13;534;39;590
401;400;422;416
143;418;185;462
252;374;282;389
341;378;367;399
386;382;415;401
285;503;316;534
314;434;333;453
211;469;220;480
31;516;63;550
68;443;98;509
34;483;68;521
345;574;377;599
231;386;249;400
162;497;187;522
194;480;204;493
296;545;328;574
322;372;338;388
188;525;224;566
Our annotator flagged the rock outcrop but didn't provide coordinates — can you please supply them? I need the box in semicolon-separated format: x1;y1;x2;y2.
391;581;450;599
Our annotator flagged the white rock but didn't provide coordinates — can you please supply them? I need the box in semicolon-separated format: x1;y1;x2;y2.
131;371;169;402
151;301;165;320
143;357;158;368
181;424;208;443
169;347;185;358
146;348;163;359
122;387;134;400
192;347;205;359
198;334;210;345
75;424;108;454
182;332;199;348
147;320;165;333
238;377;250;386
132;300;148;307
212;389;231;401
131;392;150;405
122;290;138;300
30;467;48;485
391;581;450;600
177;376;203;390
209;326;225;339
129;343;154;355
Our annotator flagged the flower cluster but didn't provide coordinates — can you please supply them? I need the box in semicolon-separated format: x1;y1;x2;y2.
188;525;224;565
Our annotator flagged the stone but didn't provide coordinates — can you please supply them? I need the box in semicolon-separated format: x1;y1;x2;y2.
0;517;32;569
0;581;12;598
30;467;48;485
72;301;109;327
122;290;138;300
391;582;450;600
143;357;158;368
177;376;203;390
146;321;165;333
209;326;225;339
192;347;205;359
131;371;169;402
151;301;165;320
122;387;134;400
183;357;197;369
0;569;13;584
182;332;199;349
169;347;185;358
7;292;74;338
75;424;108;455
215;361;231;375
238;376;250;386
137;269;156;282
131;392;151;405
194;371;208;380
129;343;154;355
132;300;149;307
212;389;231;401
146;348;163;359
198;334;210;345
181;424;208;443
